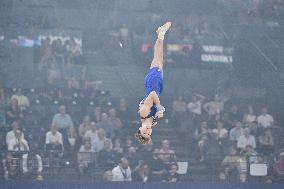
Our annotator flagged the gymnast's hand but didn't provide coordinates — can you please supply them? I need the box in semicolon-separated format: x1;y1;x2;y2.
156;105;165;118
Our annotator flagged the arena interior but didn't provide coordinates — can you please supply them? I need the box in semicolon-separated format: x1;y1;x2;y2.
0;0;284;189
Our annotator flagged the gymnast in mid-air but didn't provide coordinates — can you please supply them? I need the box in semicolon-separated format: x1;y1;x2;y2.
135;22;171;144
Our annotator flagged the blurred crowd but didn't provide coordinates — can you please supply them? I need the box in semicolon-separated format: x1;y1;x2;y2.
171;94;284;183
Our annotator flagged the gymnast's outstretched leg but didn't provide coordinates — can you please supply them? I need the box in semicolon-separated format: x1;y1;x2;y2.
150;22;172;71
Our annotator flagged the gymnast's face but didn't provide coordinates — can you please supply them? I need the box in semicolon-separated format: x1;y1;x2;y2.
139;119;153;139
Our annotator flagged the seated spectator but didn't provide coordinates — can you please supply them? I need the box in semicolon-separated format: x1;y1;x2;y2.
108;108;123;136
203;94;226;119
257;107;274;129
2;152;21;180
187;94;205;119
132;160;150;182
64;126;81;165
229;121;244;142
159;140;176;164
112;157;132;181
103;170;113;182
98;139;116;170
84;121;98;142
22;144;43;180
212;121;228;142
249;121;259;136
92;128;110;152
78;115;94;138
45;125;63;149
221;147;241;181
243;106;257;126
97;113;114;138
52;105;73;131
126;146;140;169
138;141;153;164
6;121;25;147
194;121;210;161
167;164;180;182
203;132;223;178
77;138;95;177
10;88;30;110
228;105;242;123
273;152;284;182
125;136;136;150
7;129;29;152
6;99;21;125
258;129;274;156
148;148;167;181
91;106;101;123
113;138;124;161
237;128;256;150
117;98;129;123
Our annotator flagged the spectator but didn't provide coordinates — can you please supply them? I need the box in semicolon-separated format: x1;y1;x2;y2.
159;140;176;164
187;94;205;119
22;145;43;180
212;121;228;141
229;121;244;142
257;107;274;129
117;98;129;122
45;125;63;147
113;138;124;161
203;132;223;179
194;121;210;161
79;115;95;138
167;164;180;182
237;128;256;150
273;152;284;182
92;106;102;123
132;160;150;182
6;99;21;125
64;126;81;165
52;105;73;130
7;129;29;152
148;148;167;181
112;157;132;181
2;152;20;180
228;105;242;121
126;146;140;169
98;139;116;170
10;88;30;110
84;121;98;143
108;108;123;136
258;129;274;156
102;170;113;182
203;94;226;118
243;106;257;126
221;147;241;181
6;121;25;147
77;138;94;177
97;113;114;138
92;128;110;152
125;136;136;150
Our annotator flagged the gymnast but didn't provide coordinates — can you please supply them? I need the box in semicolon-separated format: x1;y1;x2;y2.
135;22;171;145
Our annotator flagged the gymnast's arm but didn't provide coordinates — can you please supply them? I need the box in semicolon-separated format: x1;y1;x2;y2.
148;91;161;107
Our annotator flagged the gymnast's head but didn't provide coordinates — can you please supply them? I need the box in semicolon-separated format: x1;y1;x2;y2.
134;119;152;144
134;130;151;145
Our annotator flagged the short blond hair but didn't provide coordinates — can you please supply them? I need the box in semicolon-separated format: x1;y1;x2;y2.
134;130;151;145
